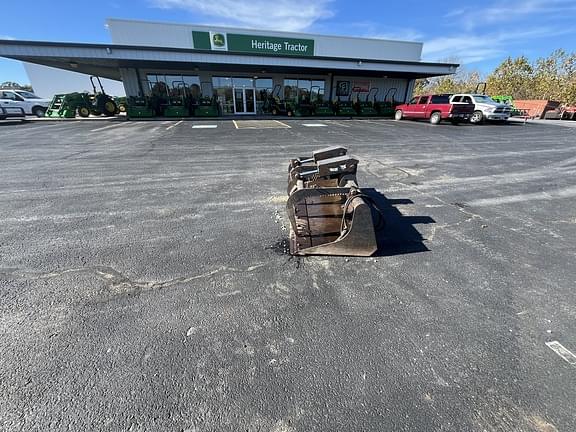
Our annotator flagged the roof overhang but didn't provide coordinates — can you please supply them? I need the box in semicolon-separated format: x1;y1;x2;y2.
0;40;458;80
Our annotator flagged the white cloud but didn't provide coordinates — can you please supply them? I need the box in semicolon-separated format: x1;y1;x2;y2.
447;0;576;30
422;27;575;64
0;35;15;40
150;0;334;32
368;29;423;42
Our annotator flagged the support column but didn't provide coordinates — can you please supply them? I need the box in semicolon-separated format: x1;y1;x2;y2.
118;68;140;97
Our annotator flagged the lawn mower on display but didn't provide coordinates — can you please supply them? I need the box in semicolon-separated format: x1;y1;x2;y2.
293;88;314;117
126;95;155;118
375;88;398;117
194;82;220;117
264;84;295;116
311;86;334;116
163;81;190;117
355;88;379;116
334;89;357;116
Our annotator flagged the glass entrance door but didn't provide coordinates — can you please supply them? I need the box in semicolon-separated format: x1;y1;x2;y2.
233;88;256;114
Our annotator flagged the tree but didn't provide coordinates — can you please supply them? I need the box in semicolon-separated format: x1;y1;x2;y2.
414;50;576;105
532;49;565;101
0;81;34;91
413;60;483;95
486;56;534;99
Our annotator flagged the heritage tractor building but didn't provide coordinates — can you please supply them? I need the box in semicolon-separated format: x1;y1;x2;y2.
0;18;458;115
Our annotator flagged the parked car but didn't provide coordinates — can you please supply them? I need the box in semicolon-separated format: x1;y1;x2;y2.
450;94;511;124
394;94;474;125
0;105;26;120
0;89;51;117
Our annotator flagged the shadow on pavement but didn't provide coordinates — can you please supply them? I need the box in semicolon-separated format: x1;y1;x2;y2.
364;188;435;257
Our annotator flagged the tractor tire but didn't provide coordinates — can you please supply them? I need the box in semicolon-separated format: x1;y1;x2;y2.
394;109;403;120
271;108;278;116
118;104;126;113
430;111;442;125
103;101;117;117
287;111;293;117
470;110;484;124
32;106;46;118
78;107;90;118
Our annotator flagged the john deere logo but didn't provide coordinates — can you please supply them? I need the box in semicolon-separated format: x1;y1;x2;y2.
209;31;228;50
212;33;225;47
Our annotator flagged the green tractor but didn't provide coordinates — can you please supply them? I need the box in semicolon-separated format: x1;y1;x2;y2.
115;96;127;113
46;92;91;118
375;88;398;117
355;88;379;116
86;76;118;117
45;76;118;118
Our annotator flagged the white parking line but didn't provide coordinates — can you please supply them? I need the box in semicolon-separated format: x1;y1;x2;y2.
89;122;127;132
546;341;576;366
302;123;328;127
166;120;183;130
192;124;218;129
274;120;291;128
232;120;239;129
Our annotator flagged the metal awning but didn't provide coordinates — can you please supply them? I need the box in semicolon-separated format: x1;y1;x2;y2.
0;40;458;80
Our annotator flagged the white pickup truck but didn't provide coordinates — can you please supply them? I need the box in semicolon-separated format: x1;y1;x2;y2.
449;93;511;124
0;89;51;117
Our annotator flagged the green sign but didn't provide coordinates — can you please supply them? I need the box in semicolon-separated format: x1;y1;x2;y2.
192;31;314;57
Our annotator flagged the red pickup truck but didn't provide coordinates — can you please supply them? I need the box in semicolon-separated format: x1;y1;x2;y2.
394;94;474;125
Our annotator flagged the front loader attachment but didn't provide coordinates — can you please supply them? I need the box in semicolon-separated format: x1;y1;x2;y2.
286;146;380;256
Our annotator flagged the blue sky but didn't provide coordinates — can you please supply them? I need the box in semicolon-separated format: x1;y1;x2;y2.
1;0;575;84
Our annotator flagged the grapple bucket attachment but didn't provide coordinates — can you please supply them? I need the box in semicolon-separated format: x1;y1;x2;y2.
286;146;379;256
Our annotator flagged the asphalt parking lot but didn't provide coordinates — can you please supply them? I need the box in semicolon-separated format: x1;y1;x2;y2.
1;118;575;431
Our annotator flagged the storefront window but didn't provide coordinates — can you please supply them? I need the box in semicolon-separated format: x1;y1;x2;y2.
212;77;232;89
232;77;253;88
284;79;325;102
311;80;326;102
212;77;234;115
146;74;200;96
284;79;298;101
255;79;273;113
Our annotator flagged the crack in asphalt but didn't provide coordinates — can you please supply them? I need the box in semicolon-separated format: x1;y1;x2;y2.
0;263;268;294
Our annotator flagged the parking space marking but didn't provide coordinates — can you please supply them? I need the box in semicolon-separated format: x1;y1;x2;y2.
233;120;291;129
274;120;291;128
89;122;127;132
192;124;218;129
166;120;183;130
302;123;328;127
546;341;576;366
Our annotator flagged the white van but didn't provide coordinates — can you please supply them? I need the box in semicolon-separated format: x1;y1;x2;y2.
0;90;52;117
